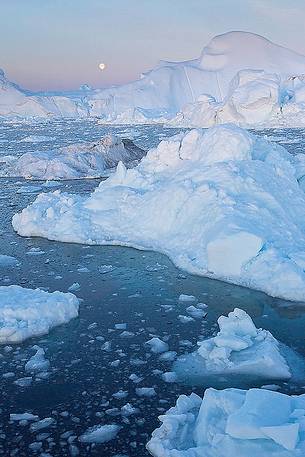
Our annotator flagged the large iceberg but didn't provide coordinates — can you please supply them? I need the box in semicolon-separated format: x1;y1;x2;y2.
173;308;304;387
0;285;79;343
147;388;305;457
87;31;305;124
0;135;145;180
2;32;305;126
12;124;305;301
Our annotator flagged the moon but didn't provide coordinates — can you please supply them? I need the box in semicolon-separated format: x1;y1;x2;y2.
99;63;106;71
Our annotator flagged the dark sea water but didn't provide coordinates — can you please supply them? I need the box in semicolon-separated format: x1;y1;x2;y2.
1;120;305;456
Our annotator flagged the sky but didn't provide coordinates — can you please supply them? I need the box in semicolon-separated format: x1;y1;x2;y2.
1;0;305;92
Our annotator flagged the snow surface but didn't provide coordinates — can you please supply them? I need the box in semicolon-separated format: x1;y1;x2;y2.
0;135;145;180
173;308;304;387
2;32;305;127
147;387;305;456
0;285;79;343
12;124;305;301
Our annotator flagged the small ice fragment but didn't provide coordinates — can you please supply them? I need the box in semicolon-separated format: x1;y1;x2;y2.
79;424;121;444
30;418;55;432
25;346;50;373
145;337;169;354
136;387;156;397
10;413;39;421
68;283;80;292
178;294;197;302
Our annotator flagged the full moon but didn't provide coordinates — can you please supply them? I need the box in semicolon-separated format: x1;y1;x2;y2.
99;63;106;71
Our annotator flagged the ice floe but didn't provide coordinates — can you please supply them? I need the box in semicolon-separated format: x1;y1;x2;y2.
0;285;79;343
12;124;305;301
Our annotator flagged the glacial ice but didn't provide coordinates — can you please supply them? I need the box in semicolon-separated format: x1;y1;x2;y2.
147;388;305;456
2;32;305;127
12;124;305;301
0;285;79;343
0;135;145;180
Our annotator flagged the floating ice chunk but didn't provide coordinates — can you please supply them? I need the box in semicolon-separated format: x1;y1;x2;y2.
20;135;55;143
147;388;305;457
162;372;178;383
10;413;39;421
173;308;302;387
13;125;305;301
136;387;156;397
115;323;127;330
186;305;207;319
178;294;197;303
30;417;55;432
98;264;116;274
25;346;50;373
0;255;19;268
121;403;139;417
79;424;121;444
14;377;32;387
145;337;169;354
68;283;80;292
3;135;145;180
112;390;128;399
129;373;143;383
0;285;79;343
159;351;177;362
17;185;43;194
178;315;194;324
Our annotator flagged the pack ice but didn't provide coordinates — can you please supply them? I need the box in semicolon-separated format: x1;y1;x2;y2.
0;285;79;343
1;135;145;180
12;124;305;301
173;308;304;387
147;388;305;457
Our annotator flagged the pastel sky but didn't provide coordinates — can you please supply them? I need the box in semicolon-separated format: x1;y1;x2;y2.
1;0;305;91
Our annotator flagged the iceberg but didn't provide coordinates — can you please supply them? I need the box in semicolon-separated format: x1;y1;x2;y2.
1;135;145;180
0;285;79;343
173;308;304;387
147;388;305;457
2;32;305;126
0;69;87;119
88;31;305;124
12;124;305;301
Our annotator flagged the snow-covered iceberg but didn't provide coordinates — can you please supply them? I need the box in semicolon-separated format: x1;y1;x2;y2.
1;135;145;180
2;31;305;126
147;388;305;457
0;69;87;119
0;285;79;343
171;69;283;128
88;31;305;124
12;124;305;301
173;308;304;387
